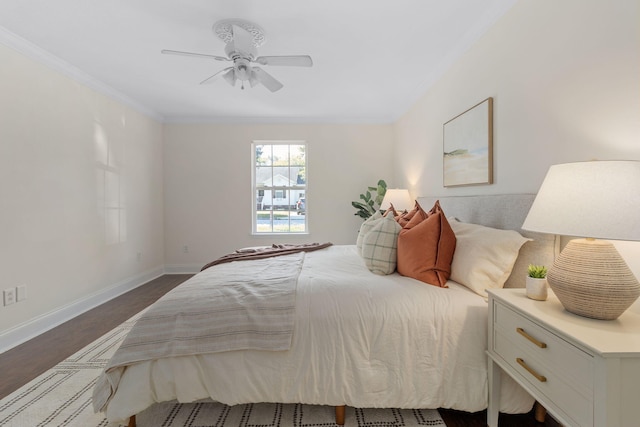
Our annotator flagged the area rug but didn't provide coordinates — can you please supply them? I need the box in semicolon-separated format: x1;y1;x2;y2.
0;312;445;427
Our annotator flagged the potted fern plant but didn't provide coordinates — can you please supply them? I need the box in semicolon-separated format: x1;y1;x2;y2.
526;264;548;301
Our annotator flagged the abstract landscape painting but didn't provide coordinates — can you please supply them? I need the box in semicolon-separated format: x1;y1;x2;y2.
443;98;493;187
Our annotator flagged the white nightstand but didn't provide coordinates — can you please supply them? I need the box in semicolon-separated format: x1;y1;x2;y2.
487;288;640;427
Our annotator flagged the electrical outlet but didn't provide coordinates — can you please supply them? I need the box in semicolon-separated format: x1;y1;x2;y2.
17;285;27;301
3;288;16;306
183;245;189;253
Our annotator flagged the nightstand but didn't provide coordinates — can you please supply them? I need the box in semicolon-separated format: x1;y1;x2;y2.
487;288;640;427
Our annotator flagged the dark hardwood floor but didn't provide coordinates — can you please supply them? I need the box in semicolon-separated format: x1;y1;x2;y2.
0;274;560;426
0;274;190;399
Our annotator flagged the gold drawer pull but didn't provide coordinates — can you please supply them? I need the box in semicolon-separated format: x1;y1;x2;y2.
516;327;547;348
517;358;547;383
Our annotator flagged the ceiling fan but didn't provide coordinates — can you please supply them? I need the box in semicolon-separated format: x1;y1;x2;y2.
161;19;313;92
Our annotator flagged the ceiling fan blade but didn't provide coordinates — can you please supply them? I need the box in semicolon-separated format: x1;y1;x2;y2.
222;68;237;87
199;67;233;85
231;25;255;57
252;67;284;92
254;55;313;67
249;69;260;88
161;49;229;61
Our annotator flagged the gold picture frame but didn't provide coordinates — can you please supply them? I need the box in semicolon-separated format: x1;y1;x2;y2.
443;97;493;187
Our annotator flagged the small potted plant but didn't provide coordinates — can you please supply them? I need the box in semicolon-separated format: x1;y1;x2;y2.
526;264;548;301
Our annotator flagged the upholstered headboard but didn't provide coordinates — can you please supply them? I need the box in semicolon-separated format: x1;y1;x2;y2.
417;194;558;288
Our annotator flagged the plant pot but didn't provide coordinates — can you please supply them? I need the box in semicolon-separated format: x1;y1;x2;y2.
526;277;548;301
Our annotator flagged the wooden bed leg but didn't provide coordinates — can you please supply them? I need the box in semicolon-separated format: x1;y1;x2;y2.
335;405;345;425
534;401;547;423
127;415;136;427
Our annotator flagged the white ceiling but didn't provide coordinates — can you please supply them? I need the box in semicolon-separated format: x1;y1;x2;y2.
0;0;518;123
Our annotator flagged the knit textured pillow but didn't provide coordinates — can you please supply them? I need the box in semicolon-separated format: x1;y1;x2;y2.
397;200;456;287
361;214;402;275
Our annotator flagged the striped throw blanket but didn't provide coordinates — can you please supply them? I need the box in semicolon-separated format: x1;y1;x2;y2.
93;252;305;412
200;242;333;271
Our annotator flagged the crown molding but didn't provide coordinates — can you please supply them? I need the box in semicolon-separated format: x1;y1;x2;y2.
394;0;518;122
163;114;395;125
0;25;164;122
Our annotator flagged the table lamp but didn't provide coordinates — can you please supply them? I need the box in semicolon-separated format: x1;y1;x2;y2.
522;160;640;320
380;189;412;213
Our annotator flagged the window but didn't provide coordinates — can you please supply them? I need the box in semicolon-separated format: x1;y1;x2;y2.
252;141;307;234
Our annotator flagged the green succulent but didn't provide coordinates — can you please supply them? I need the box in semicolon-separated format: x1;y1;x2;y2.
527;264;548;279
351;179;387;219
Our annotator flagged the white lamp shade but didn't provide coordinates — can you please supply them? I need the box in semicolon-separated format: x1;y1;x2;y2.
380;189;412;212
523;160;640;320
522;161;640;241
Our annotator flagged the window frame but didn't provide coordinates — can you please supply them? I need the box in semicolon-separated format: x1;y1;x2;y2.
251;140;308;235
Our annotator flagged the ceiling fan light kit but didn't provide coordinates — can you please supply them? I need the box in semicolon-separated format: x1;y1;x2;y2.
162;18;311;92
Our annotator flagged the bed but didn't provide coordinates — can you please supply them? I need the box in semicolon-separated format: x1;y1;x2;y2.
93;194;557;426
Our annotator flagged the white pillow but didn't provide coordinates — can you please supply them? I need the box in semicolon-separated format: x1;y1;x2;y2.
361;214;402;275
356;211;383;254
449;219;530;297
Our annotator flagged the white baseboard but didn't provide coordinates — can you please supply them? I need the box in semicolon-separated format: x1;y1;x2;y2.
0;266;164;354
164;264;202;274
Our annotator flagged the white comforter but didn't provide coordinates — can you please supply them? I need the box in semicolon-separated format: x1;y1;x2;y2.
104;245;532;422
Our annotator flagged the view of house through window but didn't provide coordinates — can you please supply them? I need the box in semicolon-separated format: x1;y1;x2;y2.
252;142;307;233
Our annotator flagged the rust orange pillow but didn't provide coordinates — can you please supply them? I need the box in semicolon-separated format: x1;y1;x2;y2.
396;201;421;227
397;200;456;287
383;203;399;219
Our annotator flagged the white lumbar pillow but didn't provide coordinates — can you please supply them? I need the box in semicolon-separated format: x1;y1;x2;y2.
449;219;530;297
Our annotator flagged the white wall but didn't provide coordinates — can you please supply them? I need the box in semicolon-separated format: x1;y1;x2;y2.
393;0;640;273
163;123;394;271
0;43;165;347
2;0;638;347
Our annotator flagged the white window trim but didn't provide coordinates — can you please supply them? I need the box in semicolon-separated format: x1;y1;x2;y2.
251;140;308;235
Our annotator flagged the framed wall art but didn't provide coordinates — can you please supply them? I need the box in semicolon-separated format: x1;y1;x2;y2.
443;97;493;187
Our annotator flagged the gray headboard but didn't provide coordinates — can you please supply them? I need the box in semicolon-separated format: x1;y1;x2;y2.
417;194;558;288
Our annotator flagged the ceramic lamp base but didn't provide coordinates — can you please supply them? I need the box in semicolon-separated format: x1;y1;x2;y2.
548;238;640;320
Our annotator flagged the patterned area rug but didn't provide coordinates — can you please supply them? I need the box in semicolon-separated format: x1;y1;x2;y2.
0;313;446;427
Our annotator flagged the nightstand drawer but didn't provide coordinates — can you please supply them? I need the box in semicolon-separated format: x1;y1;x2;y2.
493;301;593;395
494;329;593;426
487;289;640;427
